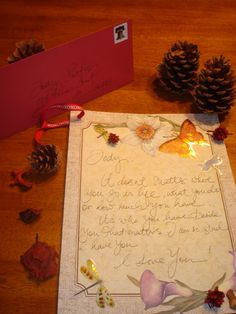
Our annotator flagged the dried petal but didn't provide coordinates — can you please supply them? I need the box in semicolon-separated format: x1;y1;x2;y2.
204;287;225;309
20;235;59;281
19;208;41;224
212;126;229;141
140;270;166;309
140;270;192;310
10;169;32;190
107;133;119;145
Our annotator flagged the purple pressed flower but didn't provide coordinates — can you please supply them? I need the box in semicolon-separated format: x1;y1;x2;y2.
140;270;192;310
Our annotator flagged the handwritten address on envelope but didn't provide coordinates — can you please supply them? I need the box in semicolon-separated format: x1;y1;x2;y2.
77;116;233;294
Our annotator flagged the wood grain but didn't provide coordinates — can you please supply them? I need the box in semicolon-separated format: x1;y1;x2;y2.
0;1;235;313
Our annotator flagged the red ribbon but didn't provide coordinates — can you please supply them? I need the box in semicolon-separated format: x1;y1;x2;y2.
34;103;84;144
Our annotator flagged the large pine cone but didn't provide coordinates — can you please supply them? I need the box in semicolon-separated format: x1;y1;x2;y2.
158;41;200;94
193;56;235;113
7;39;45;64
29;144;59;175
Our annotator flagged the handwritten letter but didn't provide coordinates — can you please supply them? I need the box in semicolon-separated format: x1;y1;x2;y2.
77;118;233;294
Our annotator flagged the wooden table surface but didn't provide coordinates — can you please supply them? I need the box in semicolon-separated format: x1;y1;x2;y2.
0;1;236;313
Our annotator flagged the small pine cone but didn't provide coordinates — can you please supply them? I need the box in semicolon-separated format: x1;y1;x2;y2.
194;56;235;113
29;144;59;175
158;41;200;94
7;39;45;64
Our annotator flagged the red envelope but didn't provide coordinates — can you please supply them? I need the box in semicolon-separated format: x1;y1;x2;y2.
0;21;133;139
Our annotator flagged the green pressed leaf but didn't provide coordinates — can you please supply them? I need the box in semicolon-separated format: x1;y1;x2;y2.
163;293;204;308
178;294;205;313
154;275;225;314
154;310;177;314
211;273;226;290
127;275;140;287
94;124;107;135
162;296;190;306
93;124;108;140
160;292;206;314
174;280;203;295
174;279;192;290
154;116;181;132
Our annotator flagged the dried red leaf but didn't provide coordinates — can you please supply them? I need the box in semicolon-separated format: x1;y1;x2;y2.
19;208;41;224
10;169;32;190
20;235;59;281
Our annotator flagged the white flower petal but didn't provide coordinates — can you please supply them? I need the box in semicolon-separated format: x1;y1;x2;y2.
143;116;160;130
124;116;174;156
151;133;169;147
141;141;157;156
158;122;173;134
151;123;173;145
121;132;140;146
127;116;144;130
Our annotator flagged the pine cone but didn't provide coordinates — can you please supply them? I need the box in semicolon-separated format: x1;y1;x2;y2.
29;144;59;175
193;56;235;113
7;39;45;64
158;41;200;94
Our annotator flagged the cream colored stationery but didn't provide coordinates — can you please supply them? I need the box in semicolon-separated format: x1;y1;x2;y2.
58;111;236;314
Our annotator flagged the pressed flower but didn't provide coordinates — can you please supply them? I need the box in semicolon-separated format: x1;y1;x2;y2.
128;271;227;313
135;124;155;140
140;270;192;310
208;125;230;142
204;287;225;309
122;116;173;156
107;133;119;145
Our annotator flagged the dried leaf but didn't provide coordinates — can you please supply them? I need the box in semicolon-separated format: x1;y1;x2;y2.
127;275;140;287
159;116;181;132
10;169;32;190
175;280;203;296
162;296;191;306
174;279;192;290
163;292;204;307
20;234;59;281
19;208;41;224
157;294;205;314
178;294;205;313
211;273;226;290
94;124;109;141
154;309;177;314
94;125;107;134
